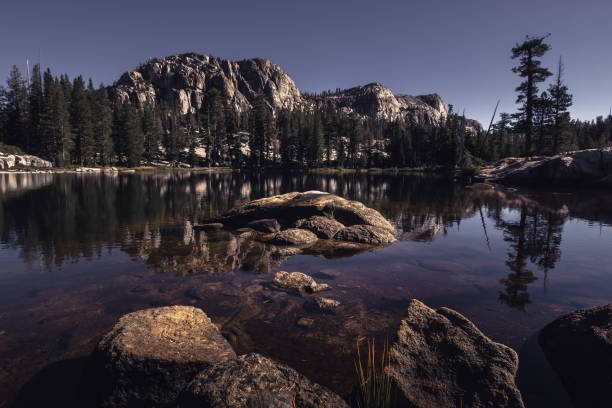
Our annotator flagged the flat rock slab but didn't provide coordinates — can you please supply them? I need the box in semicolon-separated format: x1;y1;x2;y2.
539;303;612;408
93;305;235;407
269;228;318;246
273;271;329;294
389;299;524;408
179;353;349;408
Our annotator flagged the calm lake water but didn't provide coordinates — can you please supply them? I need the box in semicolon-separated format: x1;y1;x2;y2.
1;171;611;407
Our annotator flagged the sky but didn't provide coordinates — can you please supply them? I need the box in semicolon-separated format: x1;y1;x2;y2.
1;0;611;125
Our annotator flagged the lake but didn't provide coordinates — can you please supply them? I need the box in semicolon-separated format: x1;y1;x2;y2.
1;171;611;407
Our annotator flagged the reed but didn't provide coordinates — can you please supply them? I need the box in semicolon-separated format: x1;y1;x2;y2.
353;337;395;408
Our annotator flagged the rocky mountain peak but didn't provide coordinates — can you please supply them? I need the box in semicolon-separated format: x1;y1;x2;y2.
113;53;304;115
112;52;480;129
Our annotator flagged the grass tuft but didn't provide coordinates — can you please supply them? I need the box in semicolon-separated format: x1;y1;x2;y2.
353;337;395;408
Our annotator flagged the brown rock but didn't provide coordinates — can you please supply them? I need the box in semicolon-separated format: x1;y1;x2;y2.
269;228;318;246
273;271;329;294
93;306;235;407
179;353;349;408
334;224;396;245
539;303;612;408
389;299;524;408
293;215;345;239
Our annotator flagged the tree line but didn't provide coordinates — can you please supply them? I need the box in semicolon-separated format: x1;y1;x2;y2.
1;36;610;168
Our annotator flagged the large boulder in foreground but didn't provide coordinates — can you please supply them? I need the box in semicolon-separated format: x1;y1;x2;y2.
539;303;612;408
215;191;395;233
480;147;612;186
389;300;524;408
93;305;235;407
179;352;349;408
293;215;345;239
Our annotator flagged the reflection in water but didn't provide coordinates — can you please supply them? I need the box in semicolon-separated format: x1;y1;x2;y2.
2;172;612;407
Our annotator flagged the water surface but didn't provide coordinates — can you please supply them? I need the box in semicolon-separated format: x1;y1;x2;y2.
1;171;611;407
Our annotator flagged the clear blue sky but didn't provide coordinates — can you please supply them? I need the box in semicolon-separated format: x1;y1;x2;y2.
1;0;611;124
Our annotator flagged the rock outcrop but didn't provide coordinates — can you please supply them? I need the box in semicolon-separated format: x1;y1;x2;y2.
92;306;236;407
92;306;348;408
179;353;349;408
539;303;612;408
210;191;396;247
113;53;304;115
112;53;482;130
310;83;451;126
389;299;524;408
0;152;52;169
480;147;612;187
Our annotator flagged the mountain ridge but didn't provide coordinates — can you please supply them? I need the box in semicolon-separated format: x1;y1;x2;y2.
113;52;481;130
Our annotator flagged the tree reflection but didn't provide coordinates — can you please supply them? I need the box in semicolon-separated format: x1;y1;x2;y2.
494;203;564;310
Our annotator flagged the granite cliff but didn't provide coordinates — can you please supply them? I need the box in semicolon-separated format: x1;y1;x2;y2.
113;53;480;129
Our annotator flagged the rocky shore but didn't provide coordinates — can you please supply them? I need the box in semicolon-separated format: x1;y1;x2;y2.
84;293;535;407
480;147;612;187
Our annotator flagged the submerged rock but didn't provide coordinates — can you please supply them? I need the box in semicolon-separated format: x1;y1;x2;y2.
247;218;281;233
296;317;315;328
293;215;345;239
93;305;235;407
334;224;396;245
273;271;329;294
269;228;318;246
179;353;349;408
389;299;524;408
314;297;341;312
539;303;612;408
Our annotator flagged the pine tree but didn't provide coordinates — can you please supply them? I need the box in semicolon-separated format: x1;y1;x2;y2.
248;92;268;167
142;104;161;163
91;85;114;165
548;57;573;153
117;102;144;167
511;34;553;156
28;64;44;155
70;76;94;165
4;65;29;150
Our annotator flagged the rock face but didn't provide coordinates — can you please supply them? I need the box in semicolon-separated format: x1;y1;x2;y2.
481;147;612;187
93;305;236;407
179;353;349;408
112;53;482;130
273;271;329;293
309;83;451;126
0;152;52;169
539;303;612;408
389;300;524;408
113;53;304;115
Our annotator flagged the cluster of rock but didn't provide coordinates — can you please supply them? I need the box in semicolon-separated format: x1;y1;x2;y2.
90;298;535;408
111;53;482;130
0;152;52;170
92;305;348;407
480;147;612;187
201;191;398;248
